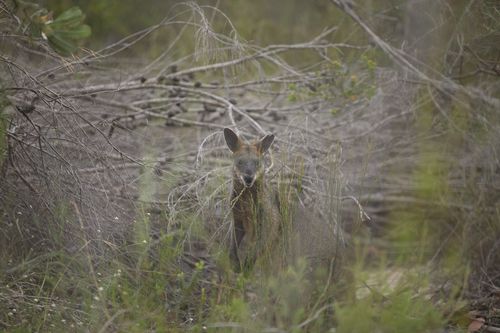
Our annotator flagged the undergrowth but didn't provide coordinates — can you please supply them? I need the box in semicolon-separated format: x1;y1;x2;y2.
0;215;455;332
0;149;462;333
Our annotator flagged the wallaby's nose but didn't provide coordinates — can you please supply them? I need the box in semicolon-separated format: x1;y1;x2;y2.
243;175;254;187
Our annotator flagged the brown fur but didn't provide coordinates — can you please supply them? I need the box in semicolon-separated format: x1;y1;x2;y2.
223;128;341;273
224;128;279;271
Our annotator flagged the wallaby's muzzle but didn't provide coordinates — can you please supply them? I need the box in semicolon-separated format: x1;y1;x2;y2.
242;175;255;187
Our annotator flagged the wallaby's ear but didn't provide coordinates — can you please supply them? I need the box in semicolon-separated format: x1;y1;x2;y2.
257;134;275;154
224;128;241;153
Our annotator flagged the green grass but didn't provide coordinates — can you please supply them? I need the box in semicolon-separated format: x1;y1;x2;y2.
0;239;452;332
0;147;466;333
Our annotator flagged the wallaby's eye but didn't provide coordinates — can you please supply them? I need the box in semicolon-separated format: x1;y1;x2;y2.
237;160;244;166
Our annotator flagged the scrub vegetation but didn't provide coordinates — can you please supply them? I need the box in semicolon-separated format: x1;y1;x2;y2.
1;0;499;332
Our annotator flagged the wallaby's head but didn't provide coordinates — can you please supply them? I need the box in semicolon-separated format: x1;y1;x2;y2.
224;128;275;188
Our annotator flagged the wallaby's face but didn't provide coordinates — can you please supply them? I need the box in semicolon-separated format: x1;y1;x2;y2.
224;128;275;188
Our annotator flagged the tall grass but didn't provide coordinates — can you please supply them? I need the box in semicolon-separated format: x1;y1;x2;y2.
1;131;462;332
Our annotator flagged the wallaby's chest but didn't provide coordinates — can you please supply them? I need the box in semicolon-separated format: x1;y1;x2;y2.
231;188;267;235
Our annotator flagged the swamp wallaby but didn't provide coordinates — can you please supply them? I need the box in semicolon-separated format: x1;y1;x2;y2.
224;128;341;273
223;128;280;271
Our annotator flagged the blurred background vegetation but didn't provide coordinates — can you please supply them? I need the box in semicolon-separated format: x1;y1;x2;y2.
1;0;499;332
42;0;341;46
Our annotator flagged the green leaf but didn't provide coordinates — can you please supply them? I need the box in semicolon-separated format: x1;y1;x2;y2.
53;7;85;25
48;32;77;55
56;25;91;40
42;6;91;55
